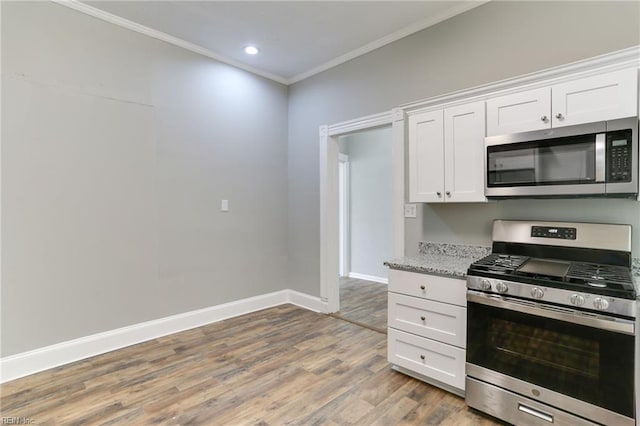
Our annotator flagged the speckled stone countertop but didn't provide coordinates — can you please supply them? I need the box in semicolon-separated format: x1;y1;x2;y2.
384;242;491;279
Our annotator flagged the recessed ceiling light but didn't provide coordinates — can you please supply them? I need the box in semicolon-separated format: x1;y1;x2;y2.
244;45;259;55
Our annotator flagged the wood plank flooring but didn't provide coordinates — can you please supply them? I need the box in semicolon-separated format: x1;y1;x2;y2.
334;277;387;333
0;305;503;425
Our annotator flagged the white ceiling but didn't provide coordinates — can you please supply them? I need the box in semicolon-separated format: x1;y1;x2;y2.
81;1;486;85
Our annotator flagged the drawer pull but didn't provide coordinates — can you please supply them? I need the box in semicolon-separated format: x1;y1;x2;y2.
518;403;553;423
420;285;426;290
420;316;426;321
420;354;425;360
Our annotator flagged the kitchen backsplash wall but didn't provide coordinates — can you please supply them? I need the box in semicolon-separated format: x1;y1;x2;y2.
405;199;640;257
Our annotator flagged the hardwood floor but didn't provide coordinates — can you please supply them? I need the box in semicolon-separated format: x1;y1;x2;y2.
0;305;503;425
334;277;387;333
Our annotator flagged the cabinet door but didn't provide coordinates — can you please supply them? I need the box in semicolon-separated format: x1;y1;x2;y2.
408;110;444;202
444;101;487;202
552;68;638;128
486;87;551;136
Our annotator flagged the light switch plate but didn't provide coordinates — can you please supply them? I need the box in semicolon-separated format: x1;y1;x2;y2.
221;199;229;212
404;203;417;218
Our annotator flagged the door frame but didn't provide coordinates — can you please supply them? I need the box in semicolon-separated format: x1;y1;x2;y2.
338;153;350;278
319;109;405;313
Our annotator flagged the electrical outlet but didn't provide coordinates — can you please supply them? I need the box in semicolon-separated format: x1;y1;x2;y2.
404;203;417;218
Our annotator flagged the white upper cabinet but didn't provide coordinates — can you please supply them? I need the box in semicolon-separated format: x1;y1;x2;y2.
552;68;638;127
486;87;551;136
444;102;487;202
408;110;444;202
487;68;638;136
408;101;486;203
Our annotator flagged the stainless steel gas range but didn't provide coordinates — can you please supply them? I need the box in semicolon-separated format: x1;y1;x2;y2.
465;220;637;426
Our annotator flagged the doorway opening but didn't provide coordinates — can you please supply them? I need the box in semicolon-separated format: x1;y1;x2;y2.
319;110;404;320
333;127;392;332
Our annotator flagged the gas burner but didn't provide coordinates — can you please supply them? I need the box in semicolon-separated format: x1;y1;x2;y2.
495;255;522;267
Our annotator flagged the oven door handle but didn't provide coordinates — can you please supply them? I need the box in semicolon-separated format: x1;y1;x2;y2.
467;291;635;335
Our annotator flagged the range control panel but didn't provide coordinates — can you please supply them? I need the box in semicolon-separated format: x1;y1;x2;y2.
531;226;577;240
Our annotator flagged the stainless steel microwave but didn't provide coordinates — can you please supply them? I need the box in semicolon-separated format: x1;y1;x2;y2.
485;117;638;198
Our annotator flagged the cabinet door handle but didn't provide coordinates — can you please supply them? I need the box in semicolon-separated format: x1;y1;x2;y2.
420;285;426;290
540;115;548;122
420;316;426;321
436;191;442;197
555;113;564;120
420;354;426;360
445;191;451;197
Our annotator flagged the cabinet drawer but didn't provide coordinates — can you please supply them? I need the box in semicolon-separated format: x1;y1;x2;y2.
388;328;465;391
388;269;466;306
388;293;466;348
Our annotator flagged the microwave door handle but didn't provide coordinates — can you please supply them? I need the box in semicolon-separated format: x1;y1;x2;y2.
595;133;606;182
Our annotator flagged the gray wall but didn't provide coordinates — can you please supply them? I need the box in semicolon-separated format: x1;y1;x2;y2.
1;2;289;356
341;127;393;280
288;1;640;296
3;0;640;357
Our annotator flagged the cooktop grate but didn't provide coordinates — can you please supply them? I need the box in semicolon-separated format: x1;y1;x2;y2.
565;262;633;289
472;254;529;272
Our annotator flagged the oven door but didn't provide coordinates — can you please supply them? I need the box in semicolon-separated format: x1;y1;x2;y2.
466;290;635;425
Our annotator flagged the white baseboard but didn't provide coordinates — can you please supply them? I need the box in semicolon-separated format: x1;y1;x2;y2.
286;290;327;313
0;289;326;384
348;272;389;285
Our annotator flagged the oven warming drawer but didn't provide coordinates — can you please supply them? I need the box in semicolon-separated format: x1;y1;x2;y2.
466;364;635;426
466;377;602;426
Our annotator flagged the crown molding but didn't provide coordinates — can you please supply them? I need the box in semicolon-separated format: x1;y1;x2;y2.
402;45;640;114
287;1;490;84
50;0;289;85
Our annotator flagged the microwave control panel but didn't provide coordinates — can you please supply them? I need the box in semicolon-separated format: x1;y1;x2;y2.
531;226;577;240
607;129;632;182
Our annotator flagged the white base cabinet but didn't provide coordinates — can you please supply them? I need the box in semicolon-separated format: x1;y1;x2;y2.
387;269;467;394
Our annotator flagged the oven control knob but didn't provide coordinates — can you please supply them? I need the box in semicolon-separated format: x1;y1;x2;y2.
593;297;609;311
495;281;508;293
531;287;544;299
480;279;492;291
570;294;585;306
